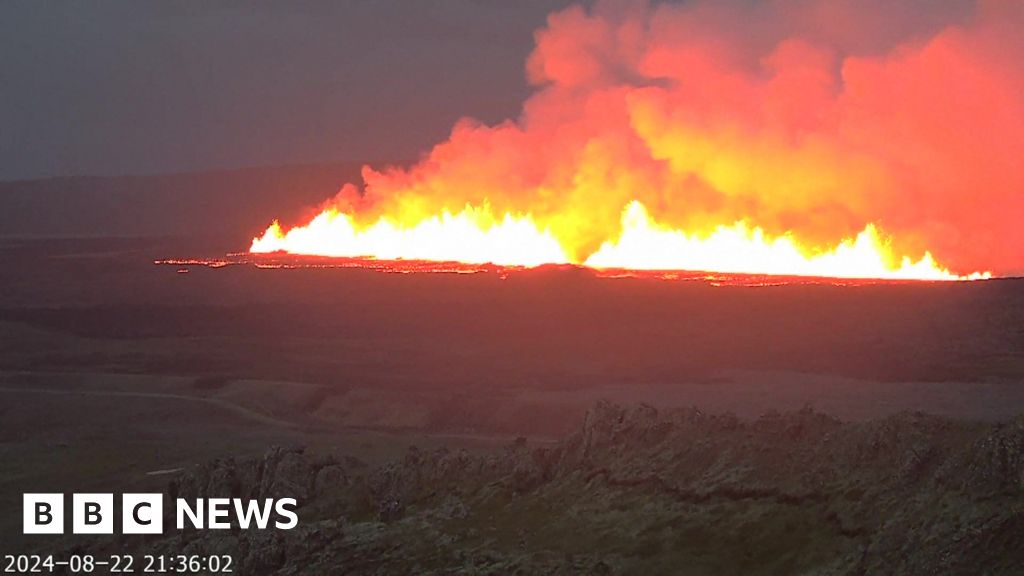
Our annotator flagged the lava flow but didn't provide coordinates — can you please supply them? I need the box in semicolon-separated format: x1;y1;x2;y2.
249;1;1024;281
252;201;986;281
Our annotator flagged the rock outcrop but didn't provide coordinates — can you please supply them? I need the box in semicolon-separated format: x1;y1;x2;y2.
53;403;1024;575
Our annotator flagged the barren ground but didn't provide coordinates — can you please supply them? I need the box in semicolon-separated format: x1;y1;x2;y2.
0;236;1022;572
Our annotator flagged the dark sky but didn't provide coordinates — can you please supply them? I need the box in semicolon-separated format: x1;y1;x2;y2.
0;1;576;181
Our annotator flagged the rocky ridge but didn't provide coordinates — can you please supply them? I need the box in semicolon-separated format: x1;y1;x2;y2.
58;402;1024;574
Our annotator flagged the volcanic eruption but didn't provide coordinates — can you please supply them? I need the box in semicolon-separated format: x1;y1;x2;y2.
251;0;1024;281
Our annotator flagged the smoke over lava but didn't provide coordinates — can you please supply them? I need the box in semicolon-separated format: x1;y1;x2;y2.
252;0;1024;280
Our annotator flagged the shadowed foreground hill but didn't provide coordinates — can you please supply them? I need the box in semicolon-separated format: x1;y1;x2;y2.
48;402;1024;575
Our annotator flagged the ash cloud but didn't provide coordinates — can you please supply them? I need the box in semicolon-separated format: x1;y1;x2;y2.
324;0;1023;274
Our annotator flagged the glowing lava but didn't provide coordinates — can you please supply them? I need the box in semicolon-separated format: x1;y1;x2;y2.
585;202;987;281
247;1;1023;281
251;201;988;280
251;205;569;267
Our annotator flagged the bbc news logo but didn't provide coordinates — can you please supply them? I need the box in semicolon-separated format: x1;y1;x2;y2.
24;494;298;535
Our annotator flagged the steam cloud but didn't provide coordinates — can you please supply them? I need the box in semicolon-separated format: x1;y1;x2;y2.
312;0;1023;275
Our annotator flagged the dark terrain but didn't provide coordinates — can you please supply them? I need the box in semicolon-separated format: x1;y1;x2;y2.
38;402;1024;575
1;167;1023;573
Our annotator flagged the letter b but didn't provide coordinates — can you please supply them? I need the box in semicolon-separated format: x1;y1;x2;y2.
73;494;113;534
38;502;53;525
23;494;63;534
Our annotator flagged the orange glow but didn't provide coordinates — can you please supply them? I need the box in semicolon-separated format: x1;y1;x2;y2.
248;1;1021;280
585;202;987;281
250;201;989;280
251;205;569;267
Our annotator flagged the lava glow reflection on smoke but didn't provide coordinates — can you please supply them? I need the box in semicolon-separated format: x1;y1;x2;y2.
246;0;1024;282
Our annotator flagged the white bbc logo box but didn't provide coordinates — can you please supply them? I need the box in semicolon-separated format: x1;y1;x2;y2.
24;493;163;535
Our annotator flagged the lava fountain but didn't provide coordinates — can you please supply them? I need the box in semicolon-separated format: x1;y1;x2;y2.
250;1;1024;281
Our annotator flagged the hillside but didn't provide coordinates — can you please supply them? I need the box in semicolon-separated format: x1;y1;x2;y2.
40;402;1024;575
0;162;395;243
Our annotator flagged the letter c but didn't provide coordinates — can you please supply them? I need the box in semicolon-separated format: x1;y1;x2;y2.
133;502;152;525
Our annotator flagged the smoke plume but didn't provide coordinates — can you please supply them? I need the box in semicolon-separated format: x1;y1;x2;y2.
277;0;1024;275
